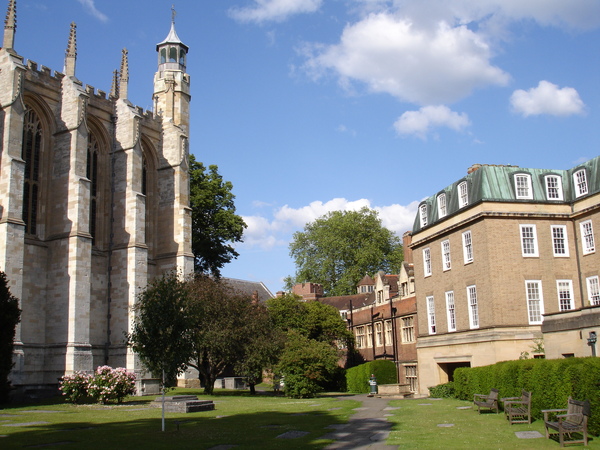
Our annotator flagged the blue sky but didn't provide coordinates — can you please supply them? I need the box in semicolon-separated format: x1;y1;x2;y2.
13;0;600;294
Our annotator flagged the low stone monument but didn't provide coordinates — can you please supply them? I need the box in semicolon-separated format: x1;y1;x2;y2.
152;395;215;413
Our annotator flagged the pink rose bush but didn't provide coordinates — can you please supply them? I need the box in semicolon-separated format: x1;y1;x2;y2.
59;371;91;403
59;366;136;404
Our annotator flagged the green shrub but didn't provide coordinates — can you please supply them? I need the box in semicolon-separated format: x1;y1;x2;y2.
428;382;455;398
453;357;600;436
0;271;21;404
346;360;396;393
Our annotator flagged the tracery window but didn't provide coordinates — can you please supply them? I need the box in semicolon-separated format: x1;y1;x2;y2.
87;133;99;245
22;109;43;236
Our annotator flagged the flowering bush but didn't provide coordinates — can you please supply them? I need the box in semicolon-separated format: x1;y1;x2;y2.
59;371;91;403
87;366;137;404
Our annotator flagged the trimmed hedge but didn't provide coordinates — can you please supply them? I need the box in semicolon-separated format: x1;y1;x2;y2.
453;357;600;436
346;360;396;393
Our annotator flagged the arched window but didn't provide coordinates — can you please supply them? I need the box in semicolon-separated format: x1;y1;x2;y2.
142;154;147;196
160;48;167;64
169;46;177;63
22;109;43;235
87;133;99;245
179;48;186;66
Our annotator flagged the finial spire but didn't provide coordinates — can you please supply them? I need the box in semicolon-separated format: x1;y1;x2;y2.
3;0;16;50
119;48;129;100
64;22;77;77
110;69;119;99
171;4;176;24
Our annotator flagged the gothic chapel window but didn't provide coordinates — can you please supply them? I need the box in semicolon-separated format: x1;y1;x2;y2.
87;134;99;245
22;109;43;236
142;154;148;196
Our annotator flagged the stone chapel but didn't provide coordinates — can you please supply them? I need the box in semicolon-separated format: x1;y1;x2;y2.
0;0;194;397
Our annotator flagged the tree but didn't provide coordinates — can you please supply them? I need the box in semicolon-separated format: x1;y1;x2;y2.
129;272;193;387
0;271;21;404
186;275;275;395
189;155;246;277
267;294;353;397
267;294;353;345
232;302;283;395
277;332;339;398
289;207;403;296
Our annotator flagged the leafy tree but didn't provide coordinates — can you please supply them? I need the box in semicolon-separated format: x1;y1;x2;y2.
268;293;353;345
289;207;403;296
267;294;353;397
186;275;274;395
278;332;339;398
0;271;21;404
189;155;246;277
233;302;283;395
129;272;193;387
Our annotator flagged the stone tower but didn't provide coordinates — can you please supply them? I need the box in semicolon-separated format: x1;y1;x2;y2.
0;0;194;398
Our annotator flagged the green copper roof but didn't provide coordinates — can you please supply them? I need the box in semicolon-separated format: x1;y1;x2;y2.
413;155;600;233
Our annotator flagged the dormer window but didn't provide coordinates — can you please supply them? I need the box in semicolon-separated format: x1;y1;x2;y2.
545;175;563;200
515;174;533;199
419;204;428;227
458;181;468;208
574;169;588;197
437;193;447;218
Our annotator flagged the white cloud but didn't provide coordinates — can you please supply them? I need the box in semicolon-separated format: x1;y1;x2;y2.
303;13;510;105
76;0;108;23
240;198;418;250
229;0;322;24
356;0;600;32
510;81;586;117
394;105;471;139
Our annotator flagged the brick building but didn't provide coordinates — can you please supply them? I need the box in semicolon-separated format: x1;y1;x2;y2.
0;1;193;396
292;235;419;393
410;157;599;395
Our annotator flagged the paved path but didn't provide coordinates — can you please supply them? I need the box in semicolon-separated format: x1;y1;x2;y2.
320;394;398;450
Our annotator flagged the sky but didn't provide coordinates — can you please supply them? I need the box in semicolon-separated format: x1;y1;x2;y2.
12;0;600;294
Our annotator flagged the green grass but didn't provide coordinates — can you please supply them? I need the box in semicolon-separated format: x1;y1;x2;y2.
1;392;598;449
387;397;598;449
0;389;359;449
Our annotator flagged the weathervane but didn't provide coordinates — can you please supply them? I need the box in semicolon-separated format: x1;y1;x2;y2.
171;5;176;24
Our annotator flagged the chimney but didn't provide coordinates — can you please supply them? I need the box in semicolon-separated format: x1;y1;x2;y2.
403;231;413;265
467;164;482;174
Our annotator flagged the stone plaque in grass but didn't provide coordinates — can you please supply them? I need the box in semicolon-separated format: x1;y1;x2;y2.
277;430;310;439
515;431;543;439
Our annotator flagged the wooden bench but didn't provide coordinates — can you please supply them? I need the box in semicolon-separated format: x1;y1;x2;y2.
543;397;590;447
501;390;532;424
473;388;499;414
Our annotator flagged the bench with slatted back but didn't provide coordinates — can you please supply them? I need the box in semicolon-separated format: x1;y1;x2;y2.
473;388;499;414
543;397;590;447
502;390;532;424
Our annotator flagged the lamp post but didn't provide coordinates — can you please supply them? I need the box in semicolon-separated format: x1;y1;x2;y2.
587;331;597;357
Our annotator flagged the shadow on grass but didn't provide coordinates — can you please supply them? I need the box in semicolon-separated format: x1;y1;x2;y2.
2;391;363;450
1;410;350;450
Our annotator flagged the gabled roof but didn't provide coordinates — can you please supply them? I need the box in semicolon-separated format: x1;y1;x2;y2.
320;292;375;311
357;274;375;286
413;155;600;233
223;277;274;302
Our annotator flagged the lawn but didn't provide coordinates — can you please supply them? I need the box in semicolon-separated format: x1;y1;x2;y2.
386;397;598;449
0;391;597;449
0;388;359;449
